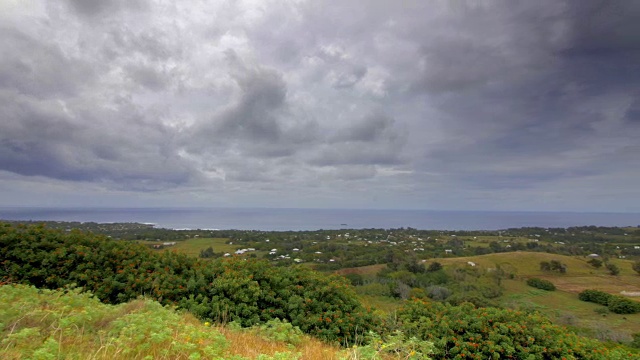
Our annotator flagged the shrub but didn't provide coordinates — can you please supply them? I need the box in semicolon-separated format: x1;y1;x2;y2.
526;277;556;291
426;262;442;272
631;333;640;349
607;296;640;314
0;223;381;343
606;263;620;275
425;285;451;301
346;330;434;360
540;260;567;273
578;289;613;306
256;319;304;345
588;258;603;268
396;299;633;359
343;273;364;286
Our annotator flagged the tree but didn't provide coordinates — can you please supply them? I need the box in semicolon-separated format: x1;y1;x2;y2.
588;258;603;268
541;260;567;273
199;246;215;258
427;261;442;272
606;263;620;275
633;261;640;275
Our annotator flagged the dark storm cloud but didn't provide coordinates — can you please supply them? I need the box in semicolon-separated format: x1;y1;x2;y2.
563;1;640;54
400;0;640;190
311;113;405;166
1;0;638;210
0;92;194;189
184;50;319;159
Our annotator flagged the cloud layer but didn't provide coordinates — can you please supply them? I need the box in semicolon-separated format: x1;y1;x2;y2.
0;0;638;211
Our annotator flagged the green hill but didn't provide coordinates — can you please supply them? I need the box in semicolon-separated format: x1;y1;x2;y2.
431;252;640;294
430;252;640;340
0;284;346;360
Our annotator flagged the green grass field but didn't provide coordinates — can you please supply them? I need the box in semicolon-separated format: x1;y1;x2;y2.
142;237;238;257
433;252;640;339
431;252;639;277
340;251;640;340
501;278;640;339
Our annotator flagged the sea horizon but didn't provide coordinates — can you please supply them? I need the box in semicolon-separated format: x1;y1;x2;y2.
1;206;638;232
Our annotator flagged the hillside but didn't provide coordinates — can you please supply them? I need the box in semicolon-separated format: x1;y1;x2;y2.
0;284;345;360
430;252;640;294
430;252;640;341
2;223;638;359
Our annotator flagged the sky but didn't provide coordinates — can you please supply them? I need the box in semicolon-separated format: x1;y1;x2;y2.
0;0;639;212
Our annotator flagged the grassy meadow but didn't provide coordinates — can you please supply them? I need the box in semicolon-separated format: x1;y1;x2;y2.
431;252;640;335
143;237;238;257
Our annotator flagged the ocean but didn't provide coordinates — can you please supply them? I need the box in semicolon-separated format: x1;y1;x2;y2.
0;207;638;231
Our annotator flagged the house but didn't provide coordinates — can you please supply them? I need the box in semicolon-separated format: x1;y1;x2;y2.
587;253;600;258
162;242;176;246
445;249;453;254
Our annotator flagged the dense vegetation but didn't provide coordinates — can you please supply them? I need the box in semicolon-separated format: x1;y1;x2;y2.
2;221;640;359
526;278;556;291
0;223;378;343
0;284;353;360
397;299;634;359
579;289;640;314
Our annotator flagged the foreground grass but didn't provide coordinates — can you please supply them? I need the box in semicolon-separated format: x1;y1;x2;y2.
0;284;344;360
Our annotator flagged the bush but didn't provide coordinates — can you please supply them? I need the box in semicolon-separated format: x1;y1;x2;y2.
346;330;434;360
396;299;633;359
0;223;381;343
579;289;613;306
425;285;451;301
607;296;640;314
426;262;442;272
606;263;620;275
540;260;567;273
588;258;603;268
526;277;556;291
256;319;304;345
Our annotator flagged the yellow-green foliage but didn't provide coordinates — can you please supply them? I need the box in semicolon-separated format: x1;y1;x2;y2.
0;284;231;359
0;284;345;360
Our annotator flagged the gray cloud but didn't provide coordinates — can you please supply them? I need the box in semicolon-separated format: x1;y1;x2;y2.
0;0;638;211
0;28;94;97
65;0;148;17
184;50;319;160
